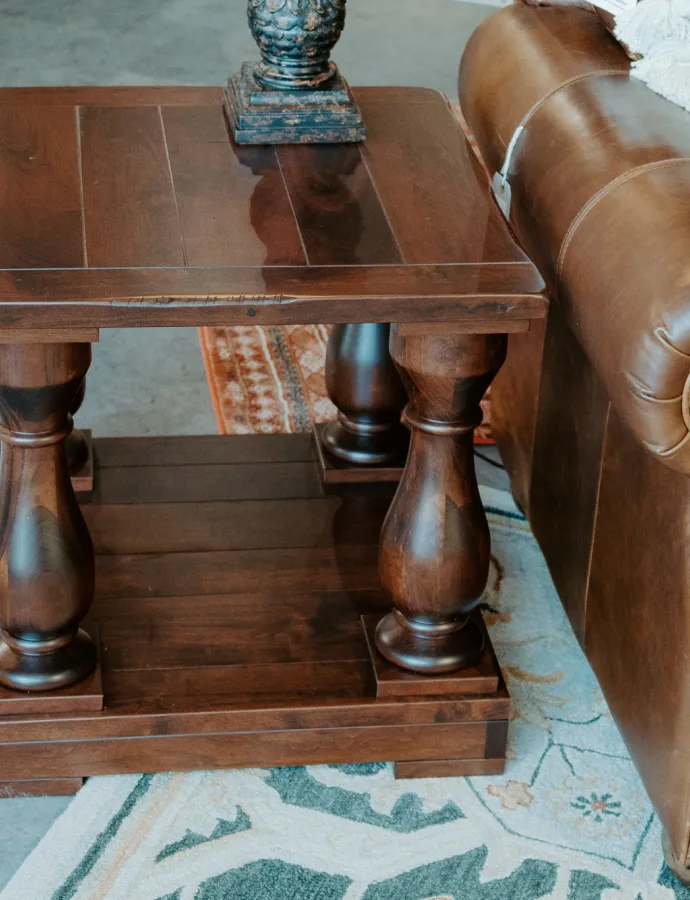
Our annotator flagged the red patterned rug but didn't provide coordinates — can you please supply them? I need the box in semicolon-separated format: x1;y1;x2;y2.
199;324;493;444
199;105;493;444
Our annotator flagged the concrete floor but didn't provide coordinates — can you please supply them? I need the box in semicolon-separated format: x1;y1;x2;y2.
0;0;499;888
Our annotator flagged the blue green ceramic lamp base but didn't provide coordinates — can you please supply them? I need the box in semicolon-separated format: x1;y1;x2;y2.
224;0;366;145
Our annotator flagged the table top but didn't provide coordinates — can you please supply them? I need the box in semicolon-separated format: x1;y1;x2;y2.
0;86;545;329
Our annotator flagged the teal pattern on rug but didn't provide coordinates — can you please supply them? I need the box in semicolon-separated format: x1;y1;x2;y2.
263;766;465;832
5;506;688;900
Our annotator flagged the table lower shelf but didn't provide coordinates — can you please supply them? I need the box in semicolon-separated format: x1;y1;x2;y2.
0;434;509;789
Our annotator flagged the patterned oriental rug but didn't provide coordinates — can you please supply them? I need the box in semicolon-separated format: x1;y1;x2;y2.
198;324;494;444
4;495;687;900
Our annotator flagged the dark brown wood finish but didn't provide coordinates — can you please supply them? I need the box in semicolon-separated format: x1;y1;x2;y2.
362;614;500;697
376;329;507;673
0;265;545;328
0;85;544;331
0;435;509;780
395;758;506;779
162;106;305;267
79;106;186;267
321;323;409;468
0;85;538;782
0;106;84;269
277;138;409;470
312;423;406;484
0;343;97;693
0;778;84;798
67;379;93;497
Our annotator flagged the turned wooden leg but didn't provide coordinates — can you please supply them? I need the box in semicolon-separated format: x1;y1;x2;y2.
321;323;408;466
66;380;88;473
0;343;96;692
377;329;507;674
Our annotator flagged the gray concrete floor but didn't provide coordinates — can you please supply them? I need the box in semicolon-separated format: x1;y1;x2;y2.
0;0;500;889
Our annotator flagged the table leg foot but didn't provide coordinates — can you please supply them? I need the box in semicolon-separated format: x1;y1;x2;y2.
0;628;97;694
376;612;484;675
377;329;507;676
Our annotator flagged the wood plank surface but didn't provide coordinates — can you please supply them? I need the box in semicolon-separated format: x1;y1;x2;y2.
84;495;390;554
0;688;510;745
277;143;402;265
0;723;500;779
163;106;306;266
95;546;382;600
360;89;530;265
79;106;186;267
0;106;84;268
95;461;325;504
95;591;389;670
94;433;315;468
395;758;506;779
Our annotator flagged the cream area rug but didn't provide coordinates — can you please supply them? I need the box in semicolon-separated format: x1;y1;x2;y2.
2;496;686;900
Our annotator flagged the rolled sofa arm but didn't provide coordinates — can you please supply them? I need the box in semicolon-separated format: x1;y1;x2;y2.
459;4;690;473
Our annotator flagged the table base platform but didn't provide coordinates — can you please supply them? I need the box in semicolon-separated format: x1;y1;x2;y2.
0;434;509;791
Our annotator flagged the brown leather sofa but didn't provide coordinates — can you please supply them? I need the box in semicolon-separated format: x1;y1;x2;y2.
459;2;690;880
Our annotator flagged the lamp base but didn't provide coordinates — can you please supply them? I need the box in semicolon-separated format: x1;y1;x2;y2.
224;62;366;145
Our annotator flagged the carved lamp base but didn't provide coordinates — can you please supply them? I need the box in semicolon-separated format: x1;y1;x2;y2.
225;63;366;145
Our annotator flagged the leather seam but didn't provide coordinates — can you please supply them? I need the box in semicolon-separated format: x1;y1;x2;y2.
656;427;690;460
498;68;628;175
581;400;610;653
682;373;690;434
557;158;690;286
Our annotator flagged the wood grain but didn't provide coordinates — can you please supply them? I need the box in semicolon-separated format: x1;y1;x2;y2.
0;264;546;329
0;106;84;268
162;106;305;266
0;85;543;331
0;723;500;780
95;461;324;504
0;434;509;778
84;495;390;554
277;143;402;265
395;758;506;779
398;320;530;336
94;433;315;468
79;106;185;267
0;328;98;343
360;89;529;265
95;546;382;600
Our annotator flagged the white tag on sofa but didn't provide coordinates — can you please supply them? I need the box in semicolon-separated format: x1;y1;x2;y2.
492;171;512;218
491;124;524;219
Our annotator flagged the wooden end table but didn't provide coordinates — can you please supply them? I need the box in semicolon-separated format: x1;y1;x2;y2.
0;86;545;795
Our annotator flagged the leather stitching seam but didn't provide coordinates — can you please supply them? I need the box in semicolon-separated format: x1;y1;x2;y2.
498;68;628;176
557;158;690;286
